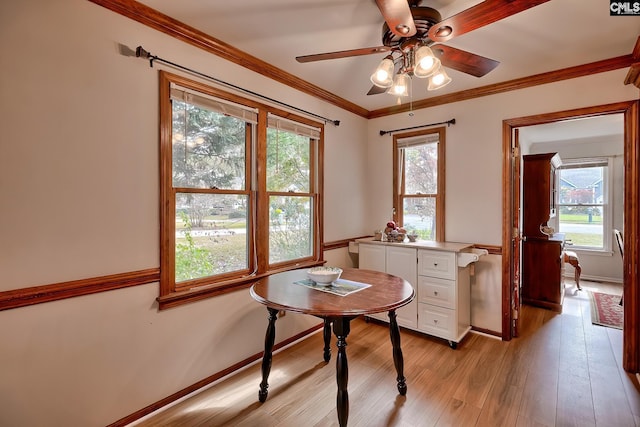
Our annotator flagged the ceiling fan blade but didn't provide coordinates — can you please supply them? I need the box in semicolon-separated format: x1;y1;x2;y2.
367;85;388;95
630;35;640;60
375;0;417;38
428;0;552;43
624;36;640;88
433;45;500;77
296;46;391;63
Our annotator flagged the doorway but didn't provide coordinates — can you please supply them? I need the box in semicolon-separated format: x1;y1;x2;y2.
501;100;640;372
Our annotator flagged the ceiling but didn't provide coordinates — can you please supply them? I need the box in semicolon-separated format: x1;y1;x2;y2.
135;0;639;112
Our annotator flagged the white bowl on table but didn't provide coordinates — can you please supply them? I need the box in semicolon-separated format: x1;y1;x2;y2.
307;267;342;285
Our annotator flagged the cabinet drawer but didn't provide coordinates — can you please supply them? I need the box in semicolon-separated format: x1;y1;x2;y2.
418;250;456;280
418;303;455;339
418;276;455;309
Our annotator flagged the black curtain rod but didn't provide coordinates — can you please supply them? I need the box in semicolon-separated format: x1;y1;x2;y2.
135;46;340;127
379;118;456;136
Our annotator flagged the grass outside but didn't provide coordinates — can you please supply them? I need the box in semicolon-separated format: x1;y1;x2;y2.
563;232;603;247
175;228;311;281
176;234;248;281
176;215;246;231
560;213;602;224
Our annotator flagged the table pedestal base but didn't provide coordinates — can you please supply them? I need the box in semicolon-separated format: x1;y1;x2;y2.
257;309;408;426
388;310;407;395
331;316;352;427
258;308;278;403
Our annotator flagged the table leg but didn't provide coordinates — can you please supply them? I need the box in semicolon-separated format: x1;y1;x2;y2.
388;310;407;396
258;307;279;403
323;318;332;362
332;317;352;427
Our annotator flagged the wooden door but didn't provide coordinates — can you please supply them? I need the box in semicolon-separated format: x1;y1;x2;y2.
512;131;521;337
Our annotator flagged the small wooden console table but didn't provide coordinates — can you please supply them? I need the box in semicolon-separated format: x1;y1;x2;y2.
250;267;415;427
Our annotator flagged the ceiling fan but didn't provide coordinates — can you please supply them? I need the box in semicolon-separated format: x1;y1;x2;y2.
296;0;551;96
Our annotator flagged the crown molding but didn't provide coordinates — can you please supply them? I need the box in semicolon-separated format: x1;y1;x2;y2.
88;0;635;119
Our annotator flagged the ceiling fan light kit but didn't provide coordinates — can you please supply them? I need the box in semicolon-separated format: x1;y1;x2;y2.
413;45;438;78
387;72;410;96
370;55;395;88
427;64;452;91
372;43;446;95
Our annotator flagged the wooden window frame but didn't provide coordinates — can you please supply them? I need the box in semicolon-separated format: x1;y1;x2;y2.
554;158;612;252
158;71;324;309
392;127;446;242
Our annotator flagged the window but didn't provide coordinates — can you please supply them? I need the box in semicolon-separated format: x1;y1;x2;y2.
159;72;323;306
393;127;445;241
555;158;610;251
267;116;317;265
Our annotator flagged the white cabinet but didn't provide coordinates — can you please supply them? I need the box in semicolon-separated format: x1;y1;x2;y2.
359;243;417;328
358;243;386;271
385;246;418;328
358;241;473;348
418;250;456;280
417;250;471;348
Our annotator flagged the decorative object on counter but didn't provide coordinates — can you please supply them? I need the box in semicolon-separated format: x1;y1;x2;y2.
540;224;555;236
407;232;418;242
374;230;383;241
387;230;406;242
384;220;407;243
307;266;343;285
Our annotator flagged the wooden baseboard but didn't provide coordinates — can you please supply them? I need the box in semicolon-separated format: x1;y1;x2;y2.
106;322;324;427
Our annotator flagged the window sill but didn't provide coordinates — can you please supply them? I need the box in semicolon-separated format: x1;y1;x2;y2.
157;260;324;310
567;248;614;257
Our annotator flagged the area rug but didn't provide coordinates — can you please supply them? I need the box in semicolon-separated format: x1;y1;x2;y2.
588;291;623;329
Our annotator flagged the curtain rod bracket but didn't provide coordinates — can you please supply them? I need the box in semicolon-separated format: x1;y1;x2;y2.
379;118;455;136
133;45;340;126
135;46;157;67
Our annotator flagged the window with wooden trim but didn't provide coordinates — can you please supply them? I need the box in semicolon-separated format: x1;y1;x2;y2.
393;127;445;241
159;71;323;306
554;158;611;251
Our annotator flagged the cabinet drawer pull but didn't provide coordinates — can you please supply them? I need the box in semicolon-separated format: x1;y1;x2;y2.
433;262;438;267
433;319;438;324
434;291;438;296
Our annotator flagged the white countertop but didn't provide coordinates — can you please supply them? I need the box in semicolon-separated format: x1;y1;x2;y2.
355;237;473;253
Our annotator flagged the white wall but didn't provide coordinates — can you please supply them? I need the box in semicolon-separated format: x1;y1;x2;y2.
365;73;637;333
0;1;368;426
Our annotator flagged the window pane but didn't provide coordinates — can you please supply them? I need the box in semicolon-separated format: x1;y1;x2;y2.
403;197;436;241
558;206;603;248
172;100;247;190
558;165;605;249
269;195;312;263
404;142;437;194
266;128;310;192
558;166;604;204
175;193;248;282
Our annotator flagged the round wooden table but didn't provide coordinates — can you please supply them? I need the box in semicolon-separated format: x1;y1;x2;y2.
250;267;415;427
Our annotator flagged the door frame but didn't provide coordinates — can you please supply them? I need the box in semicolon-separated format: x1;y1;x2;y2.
501;100;639;372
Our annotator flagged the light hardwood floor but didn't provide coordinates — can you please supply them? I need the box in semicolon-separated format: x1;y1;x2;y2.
134;280;640;427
